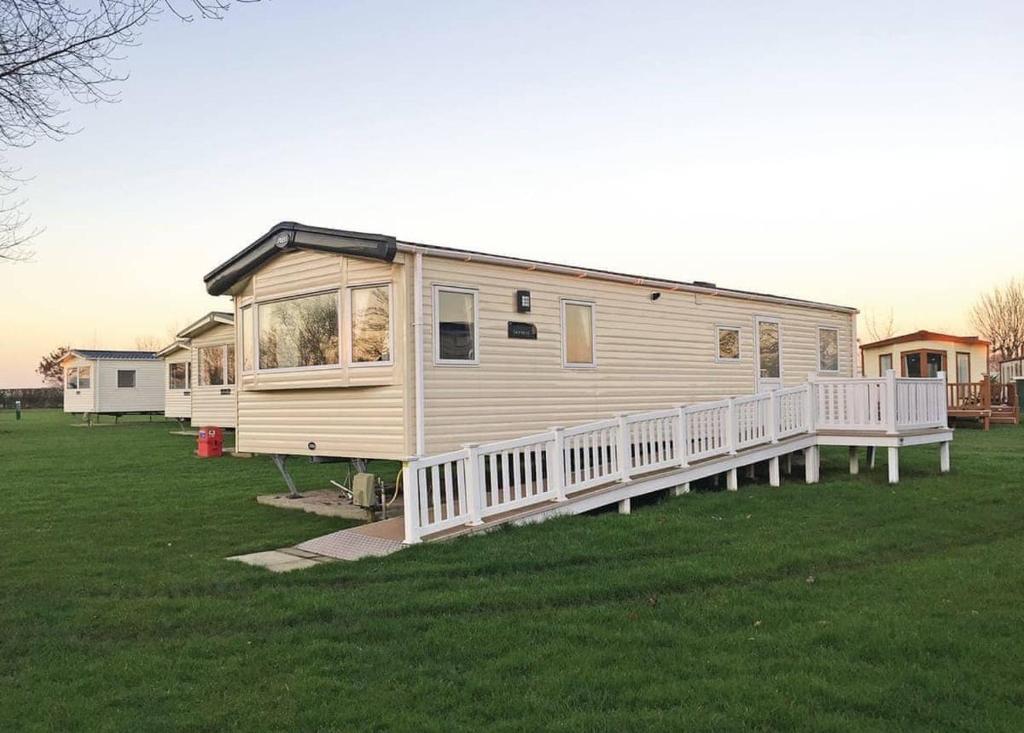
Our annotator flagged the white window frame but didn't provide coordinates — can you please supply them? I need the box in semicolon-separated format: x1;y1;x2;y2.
168;361;190;390
433;284;480;367
560;298;597;369
817;326;840;373
77;365;91;390
240;304;254;374
348;282;395;367
198;345;236;387
116;369;137;389
66;367;78;390
254;288;343;373
715;325;742;362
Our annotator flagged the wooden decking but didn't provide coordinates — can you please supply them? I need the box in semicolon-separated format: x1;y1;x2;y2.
947;379;1019;430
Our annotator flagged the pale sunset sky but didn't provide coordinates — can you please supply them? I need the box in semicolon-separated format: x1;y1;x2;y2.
1;1;1021;386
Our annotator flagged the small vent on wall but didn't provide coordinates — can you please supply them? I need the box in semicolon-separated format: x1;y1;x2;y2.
692;281;717;289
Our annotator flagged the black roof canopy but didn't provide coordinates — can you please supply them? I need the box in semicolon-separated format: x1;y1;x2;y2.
204;222;397;296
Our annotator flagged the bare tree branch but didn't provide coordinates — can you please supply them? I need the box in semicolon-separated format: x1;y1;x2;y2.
0;0;260;262
971;278;1024;362
864;308;896;343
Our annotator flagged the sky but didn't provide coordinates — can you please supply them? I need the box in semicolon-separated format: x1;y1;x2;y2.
1;0;1022;386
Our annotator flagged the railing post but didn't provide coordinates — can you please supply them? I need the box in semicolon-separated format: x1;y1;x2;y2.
804;380;816;433
936;371;948;427
402;460;421;544
981;374;992;410
548;427;567;501
885;369;898;434
675;406;689;467
726;397;737;454
462;444;485;526
617;414;632;482
768;390;779;443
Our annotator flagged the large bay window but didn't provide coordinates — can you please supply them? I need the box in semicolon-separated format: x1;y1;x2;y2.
240;305;253;372
198;345;236;386
350;285;392;363
258;291;339;370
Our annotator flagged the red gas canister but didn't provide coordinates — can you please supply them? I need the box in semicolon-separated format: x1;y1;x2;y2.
196;426;223;458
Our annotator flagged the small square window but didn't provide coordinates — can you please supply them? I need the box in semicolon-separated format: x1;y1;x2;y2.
717;327;740;360
117;370;136;388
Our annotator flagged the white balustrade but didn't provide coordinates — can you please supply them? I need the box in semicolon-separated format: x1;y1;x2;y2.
403;371;947;542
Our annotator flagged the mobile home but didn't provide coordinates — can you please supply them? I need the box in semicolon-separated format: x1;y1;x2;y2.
61;350;164;417
176;312;236;429
860;331;989;382
1000;356;1024;384
157;340;192;421
204;222;859;462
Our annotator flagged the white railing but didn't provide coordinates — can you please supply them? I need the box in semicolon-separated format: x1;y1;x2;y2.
810;371;947;433
403;371;946;542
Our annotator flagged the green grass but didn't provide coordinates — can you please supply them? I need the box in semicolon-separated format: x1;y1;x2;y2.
2;409;1023;731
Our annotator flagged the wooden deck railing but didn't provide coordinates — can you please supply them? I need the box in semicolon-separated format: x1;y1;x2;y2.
947;378;1018;411
402;372;948;543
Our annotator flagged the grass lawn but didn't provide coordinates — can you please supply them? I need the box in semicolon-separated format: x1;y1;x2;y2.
2;409;1023;731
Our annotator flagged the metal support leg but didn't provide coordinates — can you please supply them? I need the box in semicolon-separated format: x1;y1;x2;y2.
849;446;859;475
868;446;877;470
940;442;950;473
888;447;900;484
746;464;756;479
271;454;302;498
769;456;780;487
726;468;738;491
672;483;690;496
785;452;793;475
618;497;631;515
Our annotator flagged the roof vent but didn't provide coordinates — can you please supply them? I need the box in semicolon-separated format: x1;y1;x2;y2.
692;281;717;289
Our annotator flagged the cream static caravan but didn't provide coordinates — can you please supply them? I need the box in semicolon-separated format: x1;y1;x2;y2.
203;222;858;463
157;340;192;420
60;350;164;417
176;312;237;429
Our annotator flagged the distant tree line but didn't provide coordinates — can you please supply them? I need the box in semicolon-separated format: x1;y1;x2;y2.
0;388;62;409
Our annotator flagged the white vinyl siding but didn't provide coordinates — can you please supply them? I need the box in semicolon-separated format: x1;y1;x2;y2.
190;322;237;429
420;256;855;454
234;249;408;458
162;345;192;419
62;357;96;413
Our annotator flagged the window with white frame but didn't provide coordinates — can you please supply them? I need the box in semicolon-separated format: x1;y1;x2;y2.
818;327;839;372
562;300;595;367
78;366;91;389
198;345;235;386
434;287;478;364
117;370;136;388
258;291;339;370
350;285;392;363
168;362;189;390
879;352;893;374
240;305;253;372
66;367;78;390
716;327;740;360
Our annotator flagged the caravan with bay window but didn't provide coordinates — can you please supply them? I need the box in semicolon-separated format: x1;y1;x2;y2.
202;222;858;464
175;312;237;429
